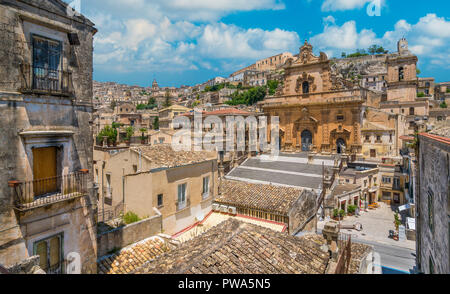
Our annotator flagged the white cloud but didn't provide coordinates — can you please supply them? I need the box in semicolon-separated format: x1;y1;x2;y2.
81;0;297;74
310;20;380;50
309;13;450;70
197;23;299;59
321;0;372;11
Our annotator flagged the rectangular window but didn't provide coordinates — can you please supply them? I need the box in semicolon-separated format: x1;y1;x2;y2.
202;176;210;198
382;176;392;184
32;35;62;91
33;233;63;274
337;115;344;121
157;194;163;207
177;183;187;207
393;177;401;189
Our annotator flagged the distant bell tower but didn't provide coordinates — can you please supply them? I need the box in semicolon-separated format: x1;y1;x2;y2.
152;79;159;91
397;38;410;55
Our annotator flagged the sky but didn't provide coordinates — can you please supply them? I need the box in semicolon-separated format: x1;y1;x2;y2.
67;0;450;87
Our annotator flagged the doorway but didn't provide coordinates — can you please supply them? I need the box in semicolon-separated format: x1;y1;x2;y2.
336;138;346;154
370;149;376;158
301;130;312;151
32;147;58;197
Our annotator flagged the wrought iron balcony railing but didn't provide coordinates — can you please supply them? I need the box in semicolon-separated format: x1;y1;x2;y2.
8;170;89;211
19;64;74;96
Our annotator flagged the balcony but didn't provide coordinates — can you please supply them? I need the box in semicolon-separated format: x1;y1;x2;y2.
19;64;74;96
8;170;89;212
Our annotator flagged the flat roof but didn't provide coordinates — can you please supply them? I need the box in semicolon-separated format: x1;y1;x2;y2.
226;155;332;189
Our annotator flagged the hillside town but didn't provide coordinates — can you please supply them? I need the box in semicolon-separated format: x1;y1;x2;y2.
0;0;449;277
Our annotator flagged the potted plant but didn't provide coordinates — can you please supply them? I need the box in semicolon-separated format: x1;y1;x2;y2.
393;212;401;241
347;205;356;216
140;128;147;144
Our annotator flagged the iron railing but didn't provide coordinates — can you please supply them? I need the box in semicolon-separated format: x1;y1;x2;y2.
335;233;352;274
9;170;89;211
97;203;125;223
19;64;73;96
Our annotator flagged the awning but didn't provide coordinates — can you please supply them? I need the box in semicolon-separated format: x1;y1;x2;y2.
398;203;411;212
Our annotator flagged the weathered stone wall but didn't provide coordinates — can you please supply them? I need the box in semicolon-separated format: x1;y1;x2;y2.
331;54;389;80
417;135;450;274
288;189;318;234
0;0;97;272
97;215;162;258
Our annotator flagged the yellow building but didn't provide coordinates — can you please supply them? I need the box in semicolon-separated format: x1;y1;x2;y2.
93;145;218;235
158;105;191;130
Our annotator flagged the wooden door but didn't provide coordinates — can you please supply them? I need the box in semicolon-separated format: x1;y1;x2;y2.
33;147;57;196
370;149;376;158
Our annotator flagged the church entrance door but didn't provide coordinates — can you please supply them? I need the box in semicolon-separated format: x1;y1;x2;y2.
301;130;313;152
336;138;346;154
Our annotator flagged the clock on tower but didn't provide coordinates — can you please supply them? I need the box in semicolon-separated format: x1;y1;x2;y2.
397;38;409;55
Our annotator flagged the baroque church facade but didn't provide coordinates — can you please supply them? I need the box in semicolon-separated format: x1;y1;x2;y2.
261;41;365;155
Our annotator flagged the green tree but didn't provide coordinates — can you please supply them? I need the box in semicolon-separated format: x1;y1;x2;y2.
267;80;279;96
417;92;425;97
368;45;387;55
110;100;116;110
97;125;118;145
163;91;172;107
153;117;159;130
440;101;448;108
136;104;146;110
341;52;347;58
225;86;267;106
125;126;134;141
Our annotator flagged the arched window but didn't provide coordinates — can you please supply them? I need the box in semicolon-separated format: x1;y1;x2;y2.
302;81;310;94
399;67;404;81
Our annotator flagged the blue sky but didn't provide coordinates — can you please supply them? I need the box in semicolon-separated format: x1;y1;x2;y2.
71;0;450;87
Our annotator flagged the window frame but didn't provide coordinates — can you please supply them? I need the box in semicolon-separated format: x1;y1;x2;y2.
32;232;64;274
202;176;210;199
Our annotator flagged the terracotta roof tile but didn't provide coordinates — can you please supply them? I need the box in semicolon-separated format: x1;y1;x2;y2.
215;180;304;215
97;237;174;274
134;219;330;274
132;145;216;169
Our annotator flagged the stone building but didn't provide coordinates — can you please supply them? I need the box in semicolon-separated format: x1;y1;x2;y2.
416;125;450;274
378;163;408;205
158;104;191;130
418;77;435;98
260;41;364;155
324;184;361;217
255;52;293;71
338;162;379;206
435;82;450;102
361;107;401;159
93;145;218;235
379;39;429;136
0;0;97;273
